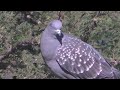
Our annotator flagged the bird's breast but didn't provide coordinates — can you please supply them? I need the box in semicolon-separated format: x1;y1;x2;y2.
40;36;61;61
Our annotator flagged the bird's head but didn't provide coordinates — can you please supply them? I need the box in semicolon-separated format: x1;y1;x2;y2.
46;20;63;37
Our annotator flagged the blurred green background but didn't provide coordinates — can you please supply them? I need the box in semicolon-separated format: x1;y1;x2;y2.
0;11;120;79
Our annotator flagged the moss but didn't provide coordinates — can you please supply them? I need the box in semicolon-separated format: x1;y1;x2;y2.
0;11;120;79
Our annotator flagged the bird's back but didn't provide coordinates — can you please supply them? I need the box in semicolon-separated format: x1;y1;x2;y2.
55;33;120;79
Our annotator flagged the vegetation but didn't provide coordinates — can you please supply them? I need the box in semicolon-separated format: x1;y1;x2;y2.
0;11;120;79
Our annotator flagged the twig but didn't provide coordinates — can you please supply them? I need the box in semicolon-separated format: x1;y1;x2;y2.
73;13;85;28
58;11;64;21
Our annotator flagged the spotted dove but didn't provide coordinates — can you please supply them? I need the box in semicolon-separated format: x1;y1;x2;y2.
40;19;120;79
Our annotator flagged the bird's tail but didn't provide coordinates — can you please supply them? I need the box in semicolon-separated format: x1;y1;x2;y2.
112;67;120;79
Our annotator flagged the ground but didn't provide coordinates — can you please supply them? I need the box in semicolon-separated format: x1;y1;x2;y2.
0;11;120;79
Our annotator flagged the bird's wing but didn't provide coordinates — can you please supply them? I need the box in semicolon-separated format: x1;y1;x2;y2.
56;35;114;79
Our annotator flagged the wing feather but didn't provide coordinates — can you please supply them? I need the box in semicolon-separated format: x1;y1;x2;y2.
56;35;114;79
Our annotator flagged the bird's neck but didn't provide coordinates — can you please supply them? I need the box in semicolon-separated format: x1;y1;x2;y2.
40;30;61;61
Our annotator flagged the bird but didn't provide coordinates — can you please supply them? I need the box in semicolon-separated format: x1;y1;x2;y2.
40;19;120;79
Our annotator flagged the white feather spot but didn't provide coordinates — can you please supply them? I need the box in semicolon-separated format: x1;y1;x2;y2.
75;48;80;53
74;54;77;59
62;55;65;58
79;55;82;57
97;69;101;75
75;48;78;51
79;59;82;62
60;56;64;60
89;62;94;68
83;61;86;64
76;68;80;74
57;59;60;61
72;58;75;61
69;44;72;47
66;46;69;49
62;62;65;65
87;58;89;61
86;67;89;71
63;48;66;51
60;62;63;65
85;52;87;56
66;53;68;56
92;57;95;62
70;56;74;60
89;55;91;58
82;50;85;52
68;56;71;59
64;59;67;62
80;69;84;73
67;52;71;57
99;64;102;72
71;62;75;65
77;63;81;67
100;69;102;72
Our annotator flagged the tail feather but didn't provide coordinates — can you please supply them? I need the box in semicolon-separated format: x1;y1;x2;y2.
112;67;120;79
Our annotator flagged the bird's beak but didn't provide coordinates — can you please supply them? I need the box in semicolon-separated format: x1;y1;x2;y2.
56;29;61;36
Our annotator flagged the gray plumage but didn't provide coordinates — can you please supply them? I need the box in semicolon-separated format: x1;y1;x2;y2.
40;19;120;79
